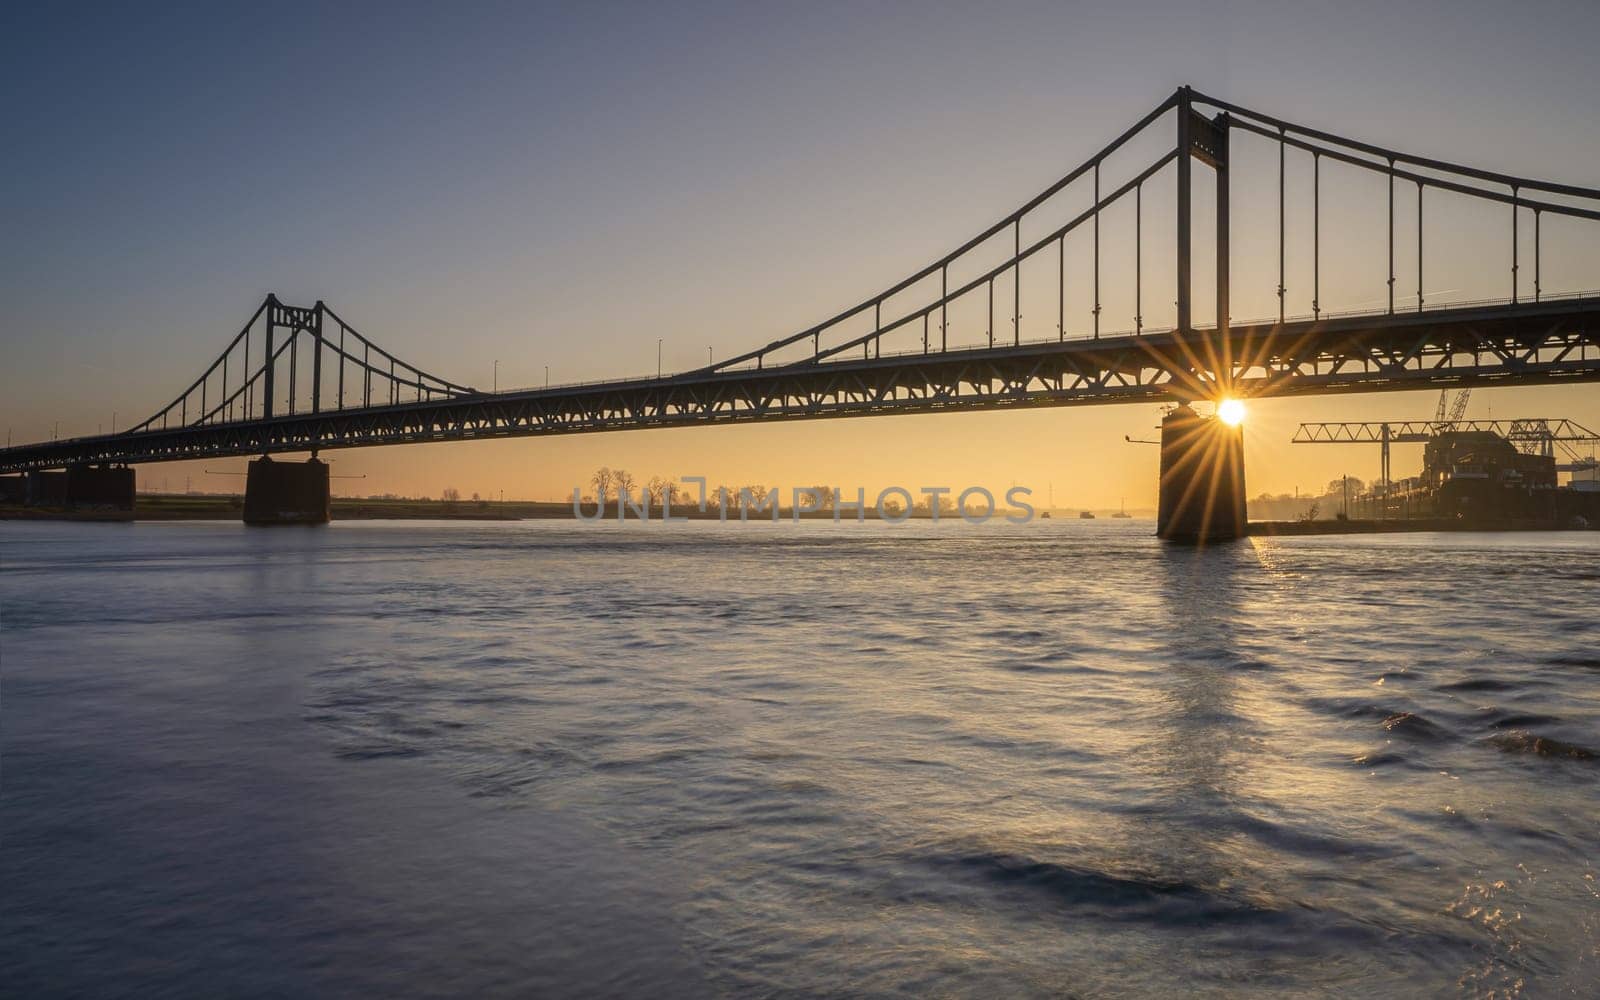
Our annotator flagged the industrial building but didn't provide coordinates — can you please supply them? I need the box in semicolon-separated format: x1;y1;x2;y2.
1295;399;1600;528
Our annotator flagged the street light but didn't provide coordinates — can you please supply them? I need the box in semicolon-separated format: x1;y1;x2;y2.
493;360;498;394
657;339;663;378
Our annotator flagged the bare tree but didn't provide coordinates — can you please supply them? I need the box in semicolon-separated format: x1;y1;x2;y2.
590;467;614;502
442;487;461;503
646;476;669;507
613;468;636;503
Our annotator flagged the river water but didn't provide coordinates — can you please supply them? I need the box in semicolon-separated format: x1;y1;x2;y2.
2;519;1597;997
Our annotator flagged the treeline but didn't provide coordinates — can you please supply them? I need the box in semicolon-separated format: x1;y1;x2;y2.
1250;476;1373;522
581;468;970;516
583;468;845;510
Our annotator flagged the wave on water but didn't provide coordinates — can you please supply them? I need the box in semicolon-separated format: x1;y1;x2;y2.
1484;730;1598;761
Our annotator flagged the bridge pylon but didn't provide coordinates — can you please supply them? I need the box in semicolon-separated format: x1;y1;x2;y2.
1157;91;1244;543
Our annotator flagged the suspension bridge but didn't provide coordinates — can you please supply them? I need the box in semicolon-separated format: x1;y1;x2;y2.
3;87;1597;539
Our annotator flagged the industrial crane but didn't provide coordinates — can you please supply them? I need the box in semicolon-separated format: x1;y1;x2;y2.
1432;388;1471;430
1293;417;1600;504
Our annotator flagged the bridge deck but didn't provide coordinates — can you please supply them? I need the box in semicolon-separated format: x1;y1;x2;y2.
3;298;1596;472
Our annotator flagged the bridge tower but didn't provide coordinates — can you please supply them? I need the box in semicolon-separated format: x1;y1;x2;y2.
1158;88;1245;542
242;300;333;524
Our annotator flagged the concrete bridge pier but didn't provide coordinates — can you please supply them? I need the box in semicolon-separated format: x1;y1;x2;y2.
21;465;135;512
1157;403;1246;543
243;456;330;525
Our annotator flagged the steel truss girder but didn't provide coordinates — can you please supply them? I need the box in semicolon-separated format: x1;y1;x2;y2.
3;300;1595;474
1293;418;1599;444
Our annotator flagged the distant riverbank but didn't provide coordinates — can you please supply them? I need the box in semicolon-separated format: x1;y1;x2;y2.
1;495;560;522
3;495;1107;523
1249;516;1595;535
9;497;1592;532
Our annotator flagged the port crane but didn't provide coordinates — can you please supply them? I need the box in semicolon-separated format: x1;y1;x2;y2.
1293;418;1600;495
1432;388;1472;431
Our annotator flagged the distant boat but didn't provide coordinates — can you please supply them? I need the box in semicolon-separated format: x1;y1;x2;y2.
1112;498;1132;518
1079;510;1096;519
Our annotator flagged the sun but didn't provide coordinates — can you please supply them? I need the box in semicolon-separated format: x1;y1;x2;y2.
1216;398;1247;426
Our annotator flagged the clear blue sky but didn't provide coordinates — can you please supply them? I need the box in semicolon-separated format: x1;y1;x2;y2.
3;1;1597;501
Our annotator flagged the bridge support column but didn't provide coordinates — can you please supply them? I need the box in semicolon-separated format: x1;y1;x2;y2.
243;456;330;525
24;470;67;507
21;466;134;512
66;465;135;511
1157;404;1246;544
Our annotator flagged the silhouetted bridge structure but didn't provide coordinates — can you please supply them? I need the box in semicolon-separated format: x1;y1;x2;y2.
4;88;1597;539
